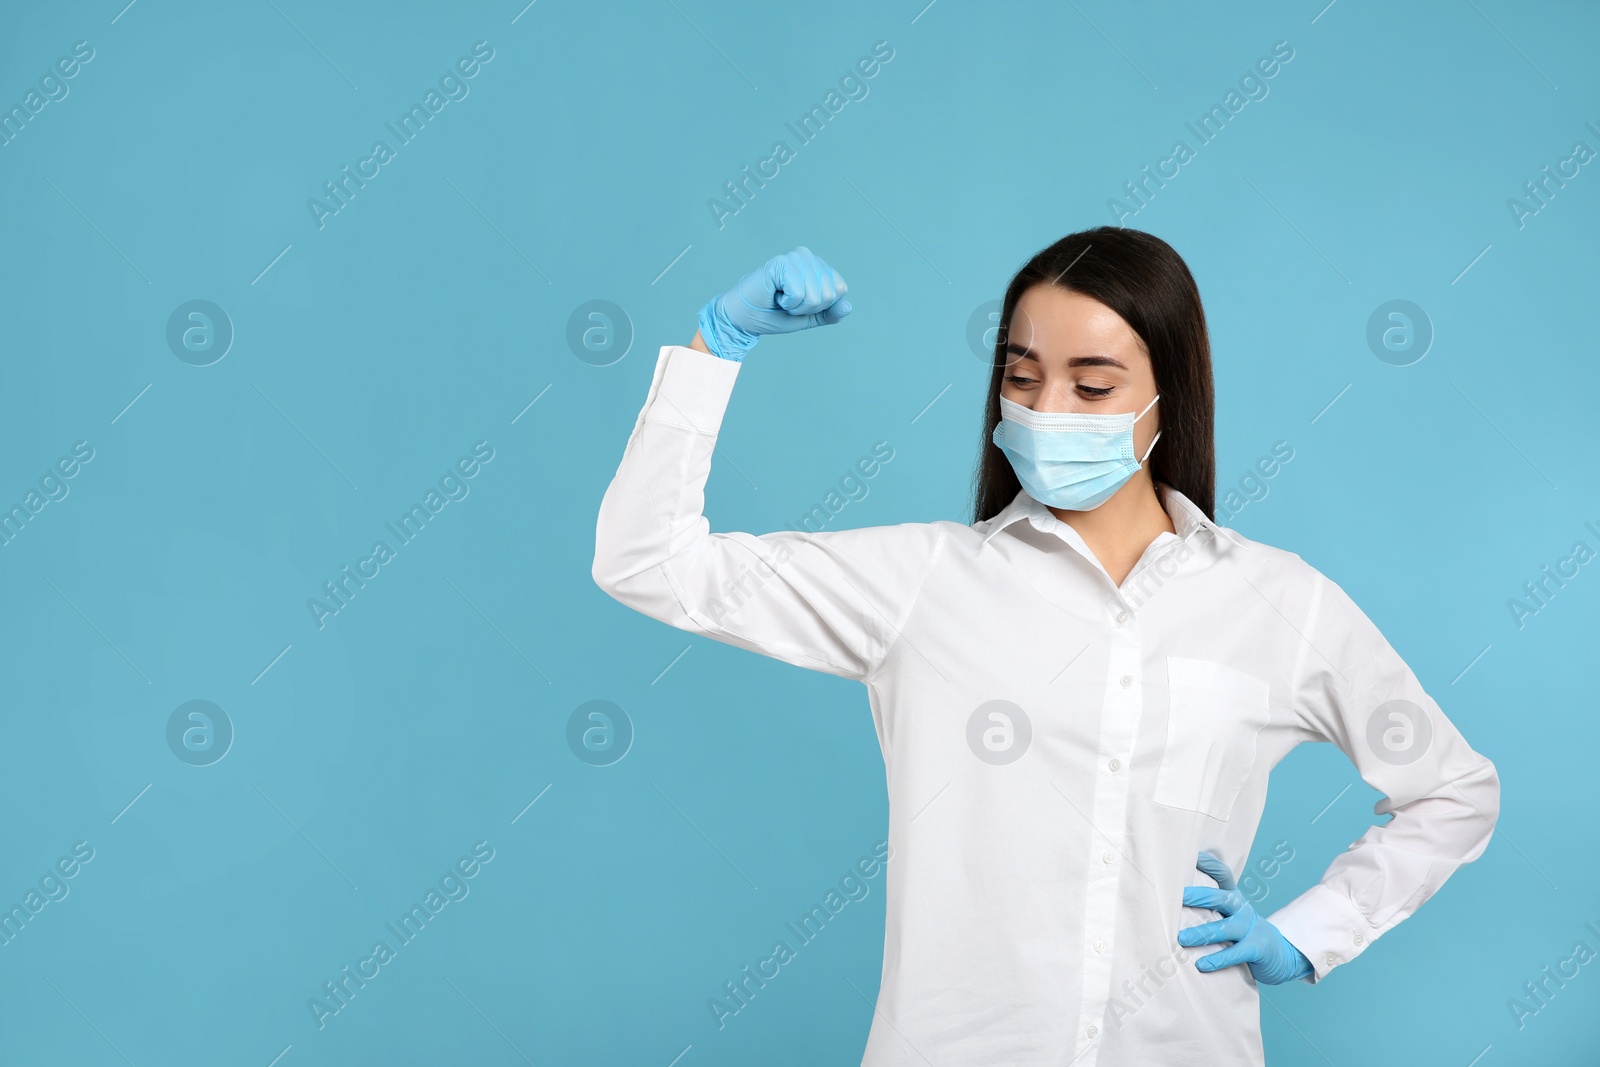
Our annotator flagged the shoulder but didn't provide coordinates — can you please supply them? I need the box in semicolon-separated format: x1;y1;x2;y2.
1219;529;1386;640
1214;524;1334;604
1231;528;1313;576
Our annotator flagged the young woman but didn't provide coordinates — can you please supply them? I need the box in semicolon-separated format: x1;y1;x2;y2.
592;232;1500;1066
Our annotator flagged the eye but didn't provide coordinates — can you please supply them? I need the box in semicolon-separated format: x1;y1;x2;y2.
1004;376;1116;397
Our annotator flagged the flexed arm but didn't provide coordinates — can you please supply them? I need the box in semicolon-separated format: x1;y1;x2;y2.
592;248;943;683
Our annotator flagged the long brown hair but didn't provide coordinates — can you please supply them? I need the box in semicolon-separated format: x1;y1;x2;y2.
971;227;1217;523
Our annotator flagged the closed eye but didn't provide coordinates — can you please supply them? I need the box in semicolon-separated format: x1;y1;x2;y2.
1005;375;1115;398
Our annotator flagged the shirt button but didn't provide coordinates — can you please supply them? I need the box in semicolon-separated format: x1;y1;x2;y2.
1116;610;1130;623
1325;952;1338;966
1119;674;1133;688
1107;758;1121;771
1102;849;1115;864
1353;933;1364;945
1093;937;1106;952
1086;1025;1099;1039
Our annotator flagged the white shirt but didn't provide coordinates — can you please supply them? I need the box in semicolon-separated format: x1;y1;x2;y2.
592;344;1501;1066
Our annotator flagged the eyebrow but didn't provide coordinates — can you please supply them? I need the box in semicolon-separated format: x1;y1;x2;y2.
1005;342;1128;370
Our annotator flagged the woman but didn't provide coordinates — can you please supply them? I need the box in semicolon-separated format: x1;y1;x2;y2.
592;231;1499;1066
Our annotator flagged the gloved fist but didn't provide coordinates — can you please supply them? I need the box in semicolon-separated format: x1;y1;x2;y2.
697;246;853;361
1178;851;1314;985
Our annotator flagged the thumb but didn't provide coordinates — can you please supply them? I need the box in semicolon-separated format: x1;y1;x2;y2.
815;298;852;325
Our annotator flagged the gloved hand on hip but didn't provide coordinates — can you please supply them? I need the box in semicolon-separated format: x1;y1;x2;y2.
697;246;853;361
1178;850;1315;985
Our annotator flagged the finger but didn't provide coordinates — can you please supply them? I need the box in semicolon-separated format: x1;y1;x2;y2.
739;263;780;313
1181;907;1251;943
771;253;803;312
797;252;822;310
1195;941;1255;974
1176;918;1234;947
1196;851;1237;891
771;248;846;317
811;252;844;293
762;253;798;312
816;298;852;324
814;265;838;309
1181;886;1242;915
796;249;842;312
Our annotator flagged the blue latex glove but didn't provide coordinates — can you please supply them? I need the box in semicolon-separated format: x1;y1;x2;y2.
1178;851;1314;985
696;246;852;361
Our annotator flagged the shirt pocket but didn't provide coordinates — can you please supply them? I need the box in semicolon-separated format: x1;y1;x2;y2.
1153;656;1271;820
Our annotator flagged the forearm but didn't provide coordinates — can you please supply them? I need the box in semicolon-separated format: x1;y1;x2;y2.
594;344;738;588
1271;754;1498;975
593;339;940;681
689;329;712;355
1267;570;1502;984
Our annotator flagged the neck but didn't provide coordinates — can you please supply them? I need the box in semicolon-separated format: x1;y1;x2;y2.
1050;474;1175;586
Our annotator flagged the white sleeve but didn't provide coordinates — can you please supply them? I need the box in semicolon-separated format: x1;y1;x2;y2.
591;344;945;683
1264;566;1501;985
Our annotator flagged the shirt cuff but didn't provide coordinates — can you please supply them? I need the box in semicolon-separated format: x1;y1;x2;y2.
1263;882;1377;985
638;344;742;435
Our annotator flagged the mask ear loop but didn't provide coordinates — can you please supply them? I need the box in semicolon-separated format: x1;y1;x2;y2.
1134;394;1161;464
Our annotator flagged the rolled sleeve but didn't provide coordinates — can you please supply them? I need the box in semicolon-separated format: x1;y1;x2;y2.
1265;565;1501;984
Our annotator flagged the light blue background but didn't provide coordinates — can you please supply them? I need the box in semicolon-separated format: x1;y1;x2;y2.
1;0;1595;1064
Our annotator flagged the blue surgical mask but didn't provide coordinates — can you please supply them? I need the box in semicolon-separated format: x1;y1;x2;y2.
991;392;1161;511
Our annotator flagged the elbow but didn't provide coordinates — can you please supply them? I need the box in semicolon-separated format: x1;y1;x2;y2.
590;511;621;599
1480;755;1501;831
591;501;699;623
591;533;658;611
591;493;657;605
591;540;628;603
591;553;614;600
1458;753;1501;863
590;505;631;602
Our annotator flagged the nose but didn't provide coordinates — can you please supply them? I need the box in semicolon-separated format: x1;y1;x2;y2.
1027;381;1079;415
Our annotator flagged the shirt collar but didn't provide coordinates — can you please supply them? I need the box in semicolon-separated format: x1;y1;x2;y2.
978;483;1249;552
